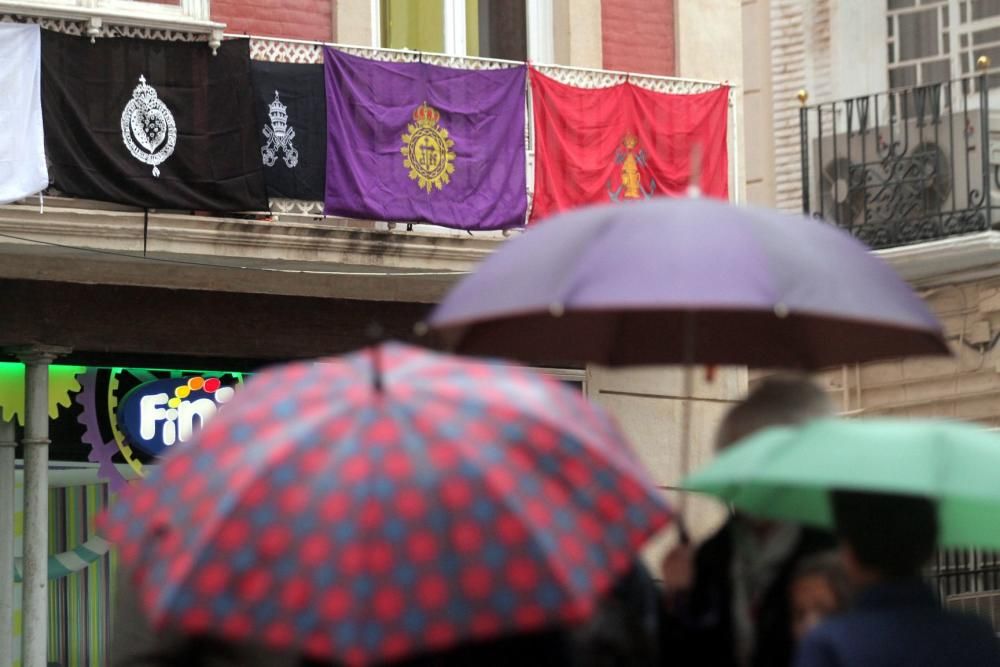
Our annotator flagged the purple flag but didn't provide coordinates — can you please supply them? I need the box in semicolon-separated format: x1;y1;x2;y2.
324;48;527;230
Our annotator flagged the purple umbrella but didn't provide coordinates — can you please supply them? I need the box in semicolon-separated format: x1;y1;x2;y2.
428;197;948;369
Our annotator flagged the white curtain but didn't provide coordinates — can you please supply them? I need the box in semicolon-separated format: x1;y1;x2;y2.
0;23;48;205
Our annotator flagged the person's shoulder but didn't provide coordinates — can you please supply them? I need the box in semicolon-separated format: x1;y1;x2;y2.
799;608;892;652
795;610;918;667
934;609;1000;663
802;613;856;644
798;606;1000;667
940;608;1000;643
793;622;845;667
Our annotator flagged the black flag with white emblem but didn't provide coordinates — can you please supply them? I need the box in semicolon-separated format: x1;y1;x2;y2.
42;31;268;212
251;60;326;202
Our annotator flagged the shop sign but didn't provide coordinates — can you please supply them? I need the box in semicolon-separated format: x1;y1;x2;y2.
117;376;236;457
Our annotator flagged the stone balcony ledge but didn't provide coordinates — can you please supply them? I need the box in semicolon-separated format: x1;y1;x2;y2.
879;231;1000;286
0;198;497;303
0;0;224;46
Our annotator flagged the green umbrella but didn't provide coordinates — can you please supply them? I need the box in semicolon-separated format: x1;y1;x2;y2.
682;418;1000;550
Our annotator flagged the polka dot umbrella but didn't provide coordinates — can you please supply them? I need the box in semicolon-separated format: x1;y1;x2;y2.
100;342;671;666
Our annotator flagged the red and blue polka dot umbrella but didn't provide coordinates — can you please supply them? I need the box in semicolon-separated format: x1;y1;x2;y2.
100;343;671;666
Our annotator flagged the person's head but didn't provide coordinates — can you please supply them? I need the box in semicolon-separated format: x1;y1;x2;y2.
716;375;834;451
831;490;938;584
789;551;852;642
717;376;833;531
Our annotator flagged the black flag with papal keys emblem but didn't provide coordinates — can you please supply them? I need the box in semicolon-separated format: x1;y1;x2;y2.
41;31;268;212
251;60;326;202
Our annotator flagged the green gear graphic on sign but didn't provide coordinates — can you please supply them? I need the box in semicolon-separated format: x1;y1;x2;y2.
76;367;245;490
0;362;86;425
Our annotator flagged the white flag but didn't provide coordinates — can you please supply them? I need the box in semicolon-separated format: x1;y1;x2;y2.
0;23;47;205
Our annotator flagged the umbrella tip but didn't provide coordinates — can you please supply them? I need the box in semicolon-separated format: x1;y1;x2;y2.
365;323;386;394
549;302;565;317
413;321;429;336
369;345;384;394
773;303;790;319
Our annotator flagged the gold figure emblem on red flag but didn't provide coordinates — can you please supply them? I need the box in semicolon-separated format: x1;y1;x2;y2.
401;102;456;193
608;132;656;202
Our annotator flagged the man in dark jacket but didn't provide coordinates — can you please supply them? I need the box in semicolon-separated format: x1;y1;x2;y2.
573;560;664;666
660;376;837;667
794;491;1000;667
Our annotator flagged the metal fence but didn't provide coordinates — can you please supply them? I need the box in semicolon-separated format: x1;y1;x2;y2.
931;549;1000;600
799;72;998;249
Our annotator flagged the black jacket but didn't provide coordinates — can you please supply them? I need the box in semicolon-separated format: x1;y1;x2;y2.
661;520;835;667
794;580;1000;667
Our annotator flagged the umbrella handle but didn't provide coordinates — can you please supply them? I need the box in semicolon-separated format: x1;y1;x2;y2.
366;324;386;393
676;516;690;545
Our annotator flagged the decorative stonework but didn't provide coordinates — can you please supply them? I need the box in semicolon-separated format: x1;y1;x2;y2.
245;36;723;96
269;198;324;217
0;14;210;42
249;36;323;64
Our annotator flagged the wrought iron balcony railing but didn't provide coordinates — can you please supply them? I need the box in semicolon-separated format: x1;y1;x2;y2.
799;72;1000;249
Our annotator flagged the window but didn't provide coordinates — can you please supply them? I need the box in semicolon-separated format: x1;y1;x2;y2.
379;0;541;61
887;0;951;88
537;368;586;394
888;0;1000;90
381;0;445;53
472;0;527;61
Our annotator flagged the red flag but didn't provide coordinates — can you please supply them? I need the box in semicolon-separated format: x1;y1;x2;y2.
529;68;729;223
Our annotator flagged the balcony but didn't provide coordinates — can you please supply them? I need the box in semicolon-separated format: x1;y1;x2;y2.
0;17;734;306
799;73;1000;250
247;35;732;232
0;0;223;43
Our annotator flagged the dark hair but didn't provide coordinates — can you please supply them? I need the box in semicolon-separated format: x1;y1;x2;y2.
716;374;833;450
791;550;853;609
831;490;938;578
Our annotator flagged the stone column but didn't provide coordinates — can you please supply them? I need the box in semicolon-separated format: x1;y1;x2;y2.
0;413;15;667
11;346;67;667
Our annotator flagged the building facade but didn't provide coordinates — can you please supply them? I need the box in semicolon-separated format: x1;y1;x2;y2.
743;0;1000;439
0;1;747;665
742;0;1000;604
